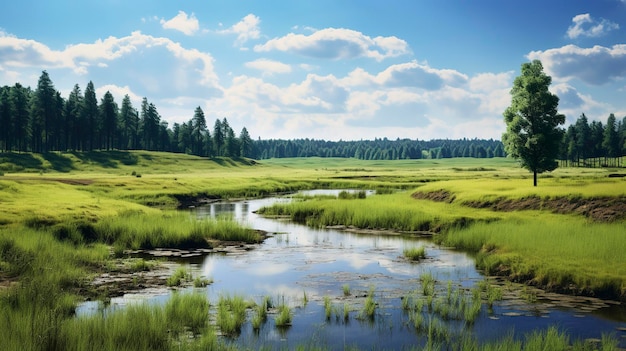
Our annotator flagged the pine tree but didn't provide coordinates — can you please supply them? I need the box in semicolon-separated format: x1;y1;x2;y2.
502;60;565;186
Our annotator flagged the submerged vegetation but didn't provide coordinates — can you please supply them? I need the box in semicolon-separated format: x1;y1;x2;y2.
0;152;624;349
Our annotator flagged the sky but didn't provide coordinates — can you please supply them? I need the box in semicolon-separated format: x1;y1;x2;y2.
1;0;625;141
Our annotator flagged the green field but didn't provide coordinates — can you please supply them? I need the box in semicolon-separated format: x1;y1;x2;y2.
0;151;624;350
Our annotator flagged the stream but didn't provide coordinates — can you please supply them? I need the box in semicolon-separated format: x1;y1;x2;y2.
78;190;626;349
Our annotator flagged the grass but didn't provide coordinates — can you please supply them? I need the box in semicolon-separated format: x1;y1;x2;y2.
251;296;270;331
403;246;426;261
0;153;625;349
274;303;292;328
193;276;213;288
258;190;497;232
216;294;248;337
342;284;351;296
324;296;332;320
358;287;377;320
439;216;626;299
166;267;192;287
95;211;261;250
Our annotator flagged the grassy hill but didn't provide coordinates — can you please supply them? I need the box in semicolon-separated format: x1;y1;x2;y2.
0;150;257;175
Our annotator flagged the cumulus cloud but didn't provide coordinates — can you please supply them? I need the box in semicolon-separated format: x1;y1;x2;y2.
95;84;142;105
550;83;611;124
210;60;515;140
341;61;467;90
377;61;467;89
567;13;619;39
0;31;219;89
245;58;292;75
528;44;626;85
218;14;261;47
160;11;200;36
254;28;409;61
0;31;70;69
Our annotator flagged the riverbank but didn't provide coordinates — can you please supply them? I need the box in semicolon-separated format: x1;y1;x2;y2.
257;176;626;302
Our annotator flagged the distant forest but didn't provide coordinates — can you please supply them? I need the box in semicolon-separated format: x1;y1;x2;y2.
1;71;625;165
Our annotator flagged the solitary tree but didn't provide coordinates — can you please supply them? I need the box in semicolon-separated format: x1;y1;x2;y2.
502;60;565;186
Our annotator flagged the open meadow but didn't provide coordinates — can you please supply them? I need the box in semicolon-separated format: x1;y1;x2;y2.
0;151;625;350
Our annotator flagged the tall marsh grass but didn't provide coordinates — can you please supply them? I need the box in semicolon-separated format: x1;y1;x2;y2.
95;211;261;250
59;293;209;351
258;192;493;232
403;246;426;261
440;216;626;299
216;294;248;337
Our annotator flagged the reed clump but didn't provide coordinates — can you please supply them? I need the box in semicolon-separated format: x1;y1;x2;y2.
403;246;426;261
274;303;292;328
251;296;270;331
216;294;248;337
358;287;377;320
95;211;261;251
166;267;192;287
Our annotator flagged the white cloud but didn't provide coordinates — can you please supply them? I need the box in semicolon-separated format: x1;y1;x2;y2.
95;84;142;106
528;44;626;85
208;61;515;140
160;11;200;36
0;31;219;90
217;14;261;47
550;83;611;124
469;72;513;92
254;28;409;61
567;13;619;39
245;58;292;75
376;61;467;89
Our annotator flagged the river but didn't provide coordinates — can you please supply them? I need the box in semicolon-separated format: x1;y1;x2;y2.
78;190;626;349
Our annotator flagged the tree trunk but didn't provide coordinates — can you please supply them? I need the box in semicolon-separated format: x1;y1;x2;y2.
533;171;538;187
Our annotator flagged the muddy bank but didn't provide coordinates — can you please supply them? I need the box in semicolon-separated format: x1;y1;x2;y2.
85;237;267;300
413;190;626;222
464;195;626;222
173;193;221;209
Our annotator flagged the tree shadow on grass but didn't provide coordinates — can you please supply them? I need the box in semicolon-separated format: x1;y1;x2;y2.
42;152;75;172
72;150;137;168
0;153;43;172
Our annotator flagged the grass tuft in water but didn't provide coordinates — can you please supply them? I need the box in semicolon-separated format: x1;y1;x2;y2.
358;287;377;320
324;296;332;321
166;267;192;287
404;246;426;261
193;276;213;288
274;303;292;328
216;294;247;337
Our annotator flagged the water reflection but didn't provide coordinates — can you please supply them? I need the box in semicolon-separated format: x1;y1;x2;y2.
192;194;625;349
77;191;626;349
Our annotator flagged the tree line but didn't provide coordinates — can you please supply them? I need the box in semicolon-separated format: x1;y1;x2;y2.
560;113;626;167
0;71;507;161
253;138;505;160
0;71;253;157
2;71;624;166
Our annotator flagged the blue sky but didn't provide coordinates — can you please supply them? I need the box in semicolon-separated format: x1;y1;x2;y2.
1;0;625;141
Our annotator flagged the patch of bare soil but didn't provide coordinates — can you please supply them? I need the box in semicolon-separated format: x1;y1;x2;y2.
411;190;456;203
85;261;174;299
464;196;626;222
85;242;264;299
412;190;626;222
